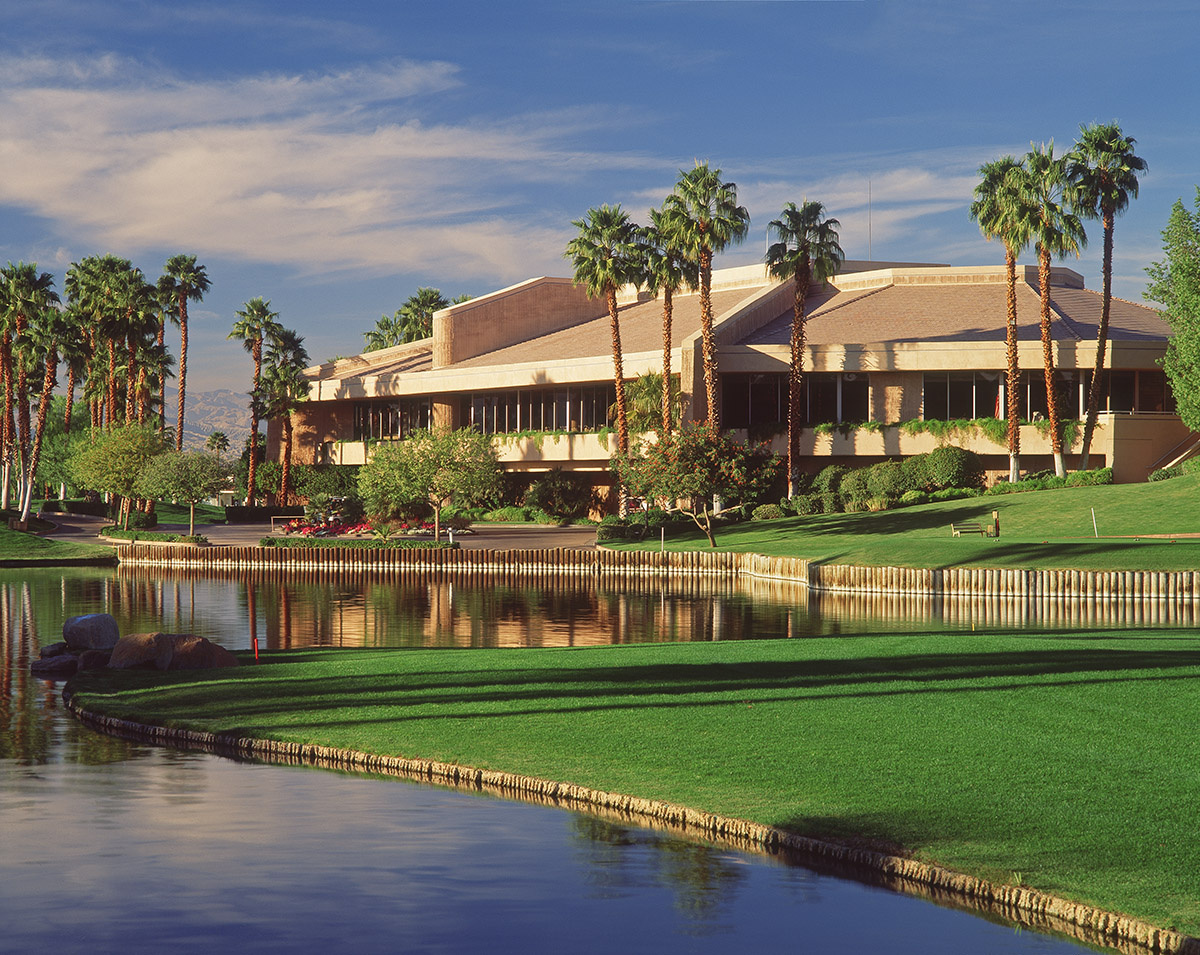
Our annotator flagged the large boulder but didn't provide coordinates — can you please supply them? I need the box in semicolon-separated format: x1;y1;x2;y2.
108;632;176;670
31;654;79;677
78;648;112;670
167;635;239;670
63;613;120;651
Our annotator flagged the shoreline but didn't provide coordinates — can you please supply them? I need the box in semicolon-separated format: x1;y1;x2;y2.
64;688;1199;955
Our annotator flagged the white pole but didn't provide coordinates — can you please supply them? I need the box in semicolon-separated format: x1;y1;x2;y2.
1091;507;1098;538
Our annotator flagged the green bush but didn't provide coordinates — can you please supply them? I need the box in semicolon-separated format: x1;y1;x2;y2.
484;505;538;523
297;464;361;501
1181;457;1200;475
812;464;848;495
839;468;870;504
1149;467;1179;482
926;446;984;490
898;489;929;507
819;491;841;513
788;493;823;516
901;453;932;492
1065;467;1114;487
101;528;208;544
522;469;596;521
751;503;785;521
929;487;980;502
867;460;910;503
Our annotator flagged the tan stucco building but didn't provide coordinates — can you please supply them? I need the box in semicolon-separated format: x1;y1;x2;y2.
270;261;1192;490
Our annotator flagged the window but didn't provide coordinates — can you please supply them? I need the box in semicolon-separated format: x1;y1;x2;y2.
353;399;431;440
462;385;617;435
923;372;1003;420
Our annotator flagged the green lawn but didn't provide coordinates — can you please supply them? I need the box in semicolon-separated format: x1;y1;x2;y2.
69;633;1200;938
0;515;113;563
618;475;1200;570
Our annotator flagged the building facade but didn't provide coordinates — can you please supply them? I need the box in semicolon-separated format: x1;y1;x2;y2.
270;261;1192;492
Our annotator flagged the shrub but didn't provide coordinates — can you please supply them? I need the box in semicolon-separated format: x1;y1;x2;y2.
898;489;929;507
1182;457;1200;475
751;503;785;521
867;460;910;503
812;464;848;494
484;505;537;523
788;493;823;516
929;487;981;502
1149;467;1179;482
926;446;984;490
901;453;932;492
839;468;870;504
522;469;597;521
819;491;841;513
1065;467;1114;487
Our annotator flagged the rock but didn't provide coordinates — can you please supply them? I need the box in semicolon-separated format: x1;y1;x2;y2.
40;641;70;658
108;632;175;670
79;648;112;670
31;654;79;677
63;613;120;651
166;635;239;670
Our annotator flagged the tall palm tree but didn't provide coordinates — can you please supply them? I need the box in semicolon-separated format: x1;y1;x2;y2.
57;303;91;435
1024;142;1088;478
16;302;65;522
160;254;211;451
663;162;750;429
229;297;283;505
765;201;845;497
1066;123;1147;468
641;207;698;434
970;156;1035;483
255;327;309;505
364;310;403;351
564;204;644;458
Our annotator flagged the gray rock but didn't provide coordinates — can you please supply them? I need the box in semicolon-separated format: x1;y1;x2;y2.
79;648;112;670
40;641;70;658
63;613;120;651
31;654;79;677
167;635;239;670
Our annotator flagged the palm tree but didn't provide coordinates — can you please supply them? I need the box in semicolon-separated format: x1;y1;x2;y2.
57;303;91;435
1024;142;1088;478
16;302;65;522
364;310;404;351
970;156;1035;483
160;254;211;451
641;207;698;434
228;297;283;505
398;287;450;342
1066;123;1147;468
255;327;309;505
564;204;645;459
765;202;845;497
663;162;750;429
206;431;230;456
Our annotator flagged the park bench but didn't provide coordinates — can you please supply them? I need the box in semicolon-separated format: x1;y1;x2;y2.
950;521;986;537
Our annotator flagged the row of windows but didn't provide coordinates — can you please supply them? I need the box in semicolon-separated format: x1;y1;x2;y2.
351;371;1175;440
722;370;1176;428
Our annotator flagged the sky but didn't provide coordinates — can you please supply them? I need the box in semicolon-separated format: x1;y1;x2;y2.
2;0;1198;396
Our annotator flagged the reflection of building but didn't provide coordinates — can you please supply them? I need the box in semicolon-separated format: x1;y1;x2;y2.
272;261;1191;488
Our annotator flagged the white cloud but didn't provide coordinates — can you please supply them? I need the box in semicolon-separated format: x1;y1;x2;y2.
0;55;638;283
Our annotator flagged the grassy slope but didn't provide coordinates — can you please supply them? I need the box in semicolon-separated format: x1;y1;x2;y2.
0;524;113;562
619;475;1200;571
70;633;1200;936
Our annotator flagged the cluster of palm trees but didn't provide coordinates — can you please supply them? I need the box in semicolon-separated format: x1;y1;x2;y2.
0;253;209;522
363;287;473;351
566;161;845;499
970;122;1146;480
228;297;309;506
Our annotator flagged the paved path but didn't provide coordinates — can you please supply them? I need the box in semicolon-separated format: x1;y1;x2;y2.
40;514;598;551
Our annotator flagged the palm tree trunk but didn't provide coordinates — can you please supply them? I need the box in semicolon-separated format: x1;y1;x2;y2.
661;287;673;435
176;295;188;451
698;249;719;429
787;272;810;498
64;367;76;434
246;342;262;506
1038;246;1066;477
1004;247;1021;483
607;285;629;518
19;352;57;523
157;315;166;434
280;417;293;505
125;334;137;423
0;333;12;510
1080;212;1115;470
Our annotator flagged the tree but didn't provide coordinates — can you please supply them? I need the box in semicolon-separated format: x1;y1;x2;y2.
228;297;283;504
364;288;455;349
357;427;501;540
564;204;644;458
1024;142;1087;478
614;424;779;547
663;162;750;429
137;450;227;536
641;207;698;435
1067;123;1147;468
68;424;166;529
15;298;66;522
614;371;682;435
159;254;211;451
205;431;231;456
1145;188;1200;430
765;201;845;496
254;327;309;505
970;156;1035;483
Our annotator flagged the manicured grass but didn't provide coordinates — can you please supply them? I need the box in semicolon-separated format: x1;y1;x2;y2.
619;475;1200;570
0;523;114;563
152;502;227;526
70;633;1200;936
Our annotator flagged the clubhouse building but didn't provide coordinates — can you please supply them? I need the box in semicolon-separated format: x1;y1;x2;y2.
270;260;1191;494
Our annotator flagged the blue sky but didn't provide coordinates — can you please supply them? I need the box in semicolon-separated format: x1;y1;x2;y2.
2;0;1197;395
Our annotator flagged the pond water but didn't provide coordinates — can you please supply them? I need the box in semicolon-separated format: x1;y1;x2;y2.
1;567;1122;953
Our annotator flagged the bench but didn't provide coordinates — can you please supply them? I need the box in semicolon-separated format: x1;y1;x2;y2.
950;521;986;537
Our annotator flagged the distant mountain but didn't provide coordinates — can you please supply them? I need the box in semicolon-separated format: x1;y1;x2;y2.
164;388;252;451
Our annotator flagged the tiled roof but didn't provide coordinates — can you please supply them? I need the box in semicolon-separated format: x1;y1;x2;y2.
740;281;1169;347
449;285;765;368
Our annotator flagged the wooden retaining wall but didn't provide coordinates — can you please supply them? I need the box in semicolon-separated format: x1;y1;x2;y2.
115;543;1200;609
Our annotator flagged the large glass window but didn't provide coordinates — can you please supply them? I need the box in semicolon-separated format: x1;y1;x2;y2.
720;372;871;428
353;398;431;440
461;385;617;435
923;372;1002;420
